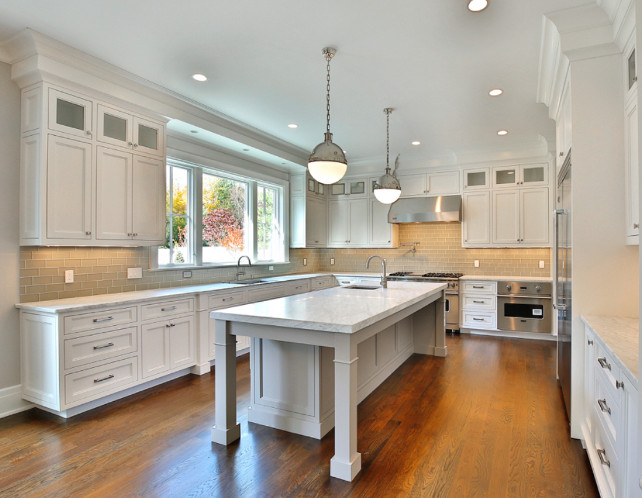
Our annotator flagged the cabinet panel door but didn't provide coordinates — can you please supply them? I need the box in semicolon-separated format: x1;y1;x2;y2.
96;147;132;240
398;173;427;197
349;198;368;245
328;200;350;246
520;188;549;245
97;104;132;149
306;197;327;247
369;199;392;246
141;322;169;379
463;168;489;190
169;316;196;370
133;116;164;157
493;167;518;188
48;88;93;138
625;99;639;238
521;164;548;186
493;190;519;244
428;171;460;195
462;191;490;244
46;135;92;240
132;155;165;242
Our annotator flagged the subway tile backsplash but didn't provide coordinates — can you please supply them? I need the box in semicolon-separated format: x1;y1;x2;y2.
19;223;549;302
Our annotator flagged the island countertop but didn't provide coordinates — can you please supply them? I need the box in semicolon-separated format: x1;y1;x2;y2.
210;281;446;334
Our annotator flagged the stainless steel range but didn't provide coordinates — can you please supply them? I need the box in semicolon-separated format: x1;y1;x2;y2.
388;271;463;332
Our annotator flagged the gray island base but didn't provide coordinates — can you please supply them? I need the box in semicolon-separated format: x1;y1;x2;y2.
210;281;447;482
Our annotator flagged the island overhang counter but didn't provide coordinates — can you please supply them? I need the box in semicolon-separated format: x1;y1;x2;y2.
210;281;447;482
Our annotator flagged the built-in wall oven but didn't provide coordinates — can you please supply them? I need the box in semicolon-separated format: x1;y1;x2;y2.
497;281;553;334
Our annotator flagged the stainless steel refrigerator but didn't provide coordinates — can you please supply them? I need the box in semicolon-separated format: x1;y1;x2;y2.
555;153;572;420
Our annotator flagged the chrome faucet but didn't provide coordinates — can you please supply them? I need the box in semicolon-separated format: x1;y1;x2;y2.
236;255;252;281
366;255;387;288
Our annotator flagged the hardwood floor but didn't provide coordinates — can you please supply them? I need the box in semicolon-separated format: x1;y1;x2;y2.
0;334;598;497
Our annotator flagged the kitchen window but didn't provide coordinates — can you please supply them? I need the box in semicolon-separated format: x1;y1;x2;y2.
158;159;286;267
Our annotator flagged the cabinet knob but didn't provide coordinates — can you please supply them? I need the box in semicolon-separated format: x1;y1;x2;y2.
634;223;639;229
559;151;564;157
127;142;133;147
133;143;139;149
85;130;92;136
85;231;91;236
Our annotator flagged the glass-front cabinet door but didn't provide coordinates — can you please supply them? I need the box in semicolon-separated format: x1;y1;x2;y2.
521;164;547;186
463;168;489;190
48;88;93;139
493;164;548;188
493;167;518;188
133;117;164;157
97;104;132;148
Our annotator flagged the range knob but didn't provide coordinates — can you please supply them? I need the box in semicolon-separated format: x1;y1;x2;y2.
535;285;541;292
506;284;512;291
449;282;455;288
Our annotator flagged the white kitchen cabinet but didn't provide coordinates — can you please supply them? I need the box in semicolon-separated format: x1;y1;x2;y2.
397;170;460;197
492;164;548;189
306;197;328;247
328;198;368;247
290;173;327;248
369;199;399;247
492;188;549;246
460;280;497;331
46;134;93;241
463;168;490;190
19;82;167;246
462;191;490;246
556;76;572;172
97;104;165;157
624;92;639;244
95;147;164;243
328;177;368;198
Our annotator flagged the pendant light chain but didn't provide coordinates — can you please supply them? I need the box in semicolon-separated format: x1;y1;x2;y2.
325;52;332;135
386;109;390;170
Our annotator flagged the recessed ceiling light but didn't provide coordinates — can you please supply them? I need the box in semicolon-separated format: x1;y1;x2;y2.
497;129;509;136
468;0;488;12
411;141;421;146
489;88;503;96
288;123;298;129
192;73;207;82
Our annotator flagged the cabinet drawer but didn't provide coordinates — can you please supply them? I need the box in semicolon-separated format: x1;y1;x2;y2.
64;306;137;335
208;290;246;310
311;276;335;290
594;343;624;403
592;416;620;498
141;298;194;321
462;311;496;329
462;281;497;294
64;326;137;370
247;284;289;303
65;356;138;406
462;294;496;310
594;374;624;452
286;280;310;295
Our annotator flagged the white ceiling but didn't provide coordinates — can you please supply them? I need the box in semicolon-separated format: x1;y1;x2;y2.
0;0;595;171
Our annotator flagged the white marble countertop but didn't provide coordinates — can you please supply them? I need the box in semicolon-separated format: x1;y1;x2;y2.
210;281;446;334
581;315;639;383
15;273;330;313
460;275;553;282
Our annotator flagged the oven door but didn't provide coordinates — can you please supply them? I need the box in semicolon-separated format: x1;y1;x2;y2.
496;296;552;333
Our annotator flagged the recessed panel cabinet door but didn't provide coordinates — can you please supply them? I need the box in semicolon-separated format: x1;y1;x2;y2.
46;135;92;240
493;190;519;244
328;200;350;245
369;199;392;246
169;316;196;370
462;191;490;245
520;188;549;245
349;198;368;245
141;322;169;379
96;147;132;240
132;155;165;242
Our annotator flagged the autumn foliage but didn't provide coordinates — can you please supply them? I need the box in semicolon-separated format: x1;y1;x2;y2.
202;208;244;251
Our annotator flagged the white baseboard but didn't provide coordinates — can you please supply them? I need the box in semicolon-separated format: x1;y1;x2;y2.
0;385;33;418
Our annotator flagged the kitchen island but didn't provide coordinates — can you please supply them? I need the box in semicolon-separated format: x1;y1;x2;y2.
210;281;446;481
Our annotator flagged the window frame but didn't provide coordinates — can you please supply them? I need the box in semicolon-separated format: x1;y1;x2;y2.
155;157;289;269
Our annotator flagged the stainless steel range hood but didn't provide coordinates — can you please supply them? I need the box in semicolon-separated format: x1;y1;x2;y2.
388;195;462;223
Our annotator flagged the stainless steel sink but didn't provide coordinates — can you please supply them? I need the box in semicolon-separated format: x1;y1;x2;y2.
344;284;381;290
227;279;271;285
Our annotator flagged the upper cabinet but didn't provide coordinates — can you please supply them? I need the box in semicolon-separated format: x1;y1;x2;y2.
397;170;460;197
624;36;639;245
462;168;490;190
19;83;167;246
556;77;572;173
289;172;328;248
492;164;548;189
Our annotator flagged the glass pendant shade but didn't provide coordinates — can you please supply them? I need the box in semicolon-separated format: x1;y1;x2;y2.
373;171;402;204
308;132;348;184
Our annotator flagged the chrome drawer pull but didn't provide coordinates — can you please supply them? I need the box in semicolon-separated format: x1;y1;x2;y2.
616;380;624;389
222;297;233;302
94;374;114;384
597;357;611;370
472;317;485;321
93;316;114;323
597;448;610;467
597;398;611;415
93;342;115;350
165;323;176;328
472;300;485;304
472;285;484;289
587;339;593;345
160;306;177;312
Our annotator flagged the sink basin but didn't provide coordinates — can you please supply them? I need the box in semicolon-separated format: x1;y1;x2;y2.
227;279;271;285
344;284;381;290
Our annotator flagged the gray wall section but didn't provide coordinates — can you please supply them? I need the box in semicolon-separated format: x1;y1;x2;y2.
0;62;21;388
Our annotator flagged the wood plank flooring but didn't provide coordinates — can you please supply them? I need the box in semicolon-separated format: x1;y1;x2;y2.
0;334;598;497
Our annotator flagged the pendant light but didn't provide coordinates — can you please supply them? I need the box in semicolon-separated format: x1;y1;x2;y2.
373;108;402;204
308;47;347;185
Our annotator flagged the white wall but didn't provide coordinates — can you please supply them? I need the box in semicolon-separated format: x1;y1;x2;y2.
0;62;23;411
569;52;640;438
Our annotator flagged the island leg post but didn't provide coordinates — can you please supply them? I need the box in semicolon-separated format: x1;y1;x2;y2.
330;334;361;481
211;319;241;445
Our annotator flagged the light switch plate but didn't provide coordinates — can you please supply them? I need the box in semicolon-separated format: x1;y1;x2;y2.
539;260;545;269
269;265;274;271
303;258;307;266
127;267;143;279
330;258;335;265
474;260;480;268
64;269;74;283
183;271;192;278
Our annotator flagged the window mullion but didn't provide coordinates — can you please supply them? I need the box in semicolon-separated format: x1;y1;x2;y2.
193;168;203;266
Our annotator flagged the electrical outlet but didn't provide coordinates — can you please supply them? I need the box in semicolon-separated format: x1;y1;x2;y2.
127;267;143;279
330;258;335;265
64;269;74;283
183;271;192;278
474;260;480;268
303;258;307;266
539;260;545;269
269;265;274;271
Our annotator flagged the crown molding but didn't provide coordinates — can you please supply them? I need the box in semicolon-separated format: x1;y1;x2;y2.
2;29;309;168
598;0;635;50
